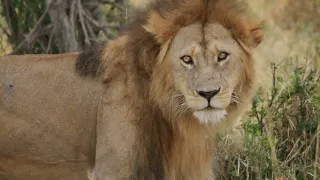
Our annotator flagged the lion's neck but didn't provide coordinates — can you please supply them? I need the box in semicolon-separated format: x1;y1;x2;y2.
134;103;217;179
164;117;217;179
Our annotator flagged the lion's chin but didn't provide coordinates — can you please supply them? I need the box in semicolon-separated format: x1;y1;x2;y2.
193;109;227;124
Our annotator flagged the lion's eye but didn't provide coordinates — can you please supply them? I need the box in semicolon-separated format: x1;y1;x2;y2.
180;55;194;65
217;52;229;62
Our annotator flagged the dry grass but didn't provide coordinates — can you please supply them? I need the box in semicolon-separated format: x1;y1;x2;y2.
216;64;320;179
215;0;320;179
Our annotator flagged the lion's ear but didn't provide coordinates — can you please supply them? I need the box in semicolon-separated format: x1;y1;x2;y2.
143;10;175;44
237;25;264;54
248;27;264;48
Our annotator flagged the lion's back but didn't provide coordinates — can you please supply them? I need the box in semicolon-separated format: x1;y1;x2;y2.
0;53;103;180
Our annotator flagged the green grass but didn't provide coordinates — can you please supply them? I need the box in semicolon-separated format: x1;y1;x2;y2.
215;59;320;179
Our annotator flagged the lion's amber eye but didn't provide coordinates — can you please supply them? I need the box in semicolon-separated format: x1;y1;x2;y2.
180;55;194;65
217;52;229;62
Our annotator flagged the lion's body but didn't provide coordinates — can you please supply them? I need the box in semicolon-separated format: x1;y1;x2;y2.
0;0;264;179
0;53;103;180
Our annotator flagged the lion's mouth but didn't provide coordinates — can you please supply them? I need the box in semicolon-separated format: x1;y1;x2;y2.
193;108;227;124
204;106;224;110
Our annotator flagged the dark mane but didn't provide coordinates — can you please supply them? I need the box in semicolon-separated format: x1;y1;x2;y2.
76;0;260;78
75;44;105;77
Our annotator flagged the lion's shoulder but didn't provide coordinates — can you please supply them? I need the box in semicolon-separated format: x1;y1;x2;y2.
76;44;105;77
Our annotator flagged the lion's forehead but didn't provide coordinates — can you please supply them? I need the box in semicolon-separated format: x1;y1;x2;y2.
171;22;240;58
177;23;233;40
204;23;233;40
173;23;203;45
204;24;240;53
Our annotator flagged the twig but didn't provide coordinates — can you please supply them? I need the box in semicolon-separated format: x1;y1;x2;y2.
81;9;120;39
69;0;76;29
69;0;77;50
0;23;11;38
46;27;55;53
265;108;281;177
3;0;13;34
7;0;55;55
0;35;7;54
314;120;320;180
77;0;91;46
35;25;53;37
125;7;128;24
85;17;96;40
112;3;125;11
272;63;276;87
99;0;124;11
283;138;304;165
82;9;122;30
36;39;46;51
101;29;115;40
269;63;277;107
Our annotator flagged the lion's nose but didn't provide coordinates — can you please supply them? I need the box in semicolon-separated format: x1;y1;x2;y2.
197;88;221;101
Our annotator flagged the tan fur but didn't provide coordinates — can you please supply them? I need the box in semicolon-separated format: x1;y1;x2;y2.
0;53;104;180
0;0;263;179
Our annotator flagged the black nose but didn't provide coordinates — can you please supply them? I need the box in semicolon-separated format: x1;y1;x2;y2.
197;88;221;101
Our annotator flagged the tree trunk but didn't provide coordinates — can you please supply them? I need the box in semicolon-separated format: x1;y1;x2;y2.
46;0;78;53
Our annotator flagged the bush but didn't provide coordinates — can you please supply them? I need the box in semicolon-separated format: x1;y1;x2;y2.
216;59;320;179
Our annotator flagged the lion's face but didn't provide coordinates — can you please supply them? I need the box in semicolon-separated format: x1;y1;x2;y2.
166;23;250;124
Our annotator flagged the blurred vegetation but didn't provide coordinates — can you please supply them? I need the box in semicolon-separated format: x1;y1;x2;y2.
0;0;320;179
0;0;127;55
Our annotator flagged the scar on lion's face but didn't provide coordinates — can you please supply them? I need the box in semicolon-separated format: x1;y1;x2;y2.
164;22;250;124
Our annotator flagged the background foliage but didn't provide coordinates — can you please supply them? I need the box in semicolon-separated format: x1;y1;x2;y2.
0;0;127;55
0;0;319;179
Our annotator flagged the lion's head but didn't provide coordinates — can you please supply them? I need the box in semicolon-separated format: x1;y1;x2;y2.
128;0;265;124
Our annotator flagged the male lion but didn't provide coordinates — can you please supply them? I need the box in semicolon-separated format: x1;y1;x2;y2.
0;0;264;179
